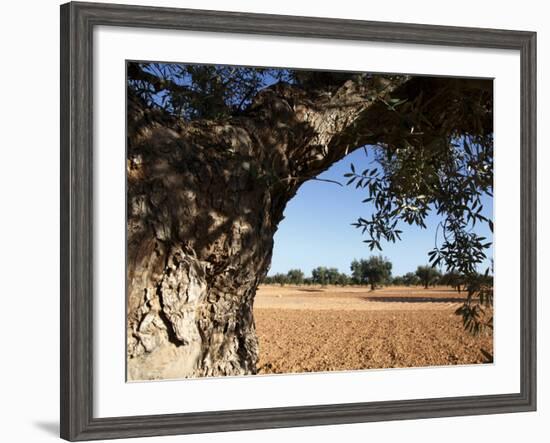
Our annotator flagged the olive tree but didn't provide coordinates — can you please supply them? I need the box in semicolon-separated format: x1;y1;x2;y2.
440;271;466;293
271;273;288;286
351;256;393;290
415;265;442;289
286;269;305;285
311;266;340;285
391;275;405;286
126;62;493;379
402;272;420;286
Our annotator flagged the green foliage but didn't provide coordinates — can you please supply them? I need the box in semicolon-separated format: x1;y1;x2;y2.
402;272;420;286
311;266;341;286
128;62;293;120
390;275;404;285
334;272;351;286
286;269;305;285
342;78;494;333
439;271;466;293
264;268;350;286
415;266;442;289
351;256;393;290
266;273;288;286
346;134;492;270
455;270;494;335
127;62;369;122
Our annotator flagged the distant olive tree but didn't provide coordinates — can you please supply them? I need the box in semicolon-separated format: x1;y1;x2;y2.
391;275;405;286
415;266;442;289
335;272;351;286
440;271;466;293
311;267;327;285
402;272;420;286
286;269;305;285
351;256;392;290
271;273;288;286
311;266;341;285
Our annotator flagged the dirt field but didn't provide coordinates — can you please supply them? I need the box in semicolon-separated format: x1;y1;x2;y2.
254;285;493;375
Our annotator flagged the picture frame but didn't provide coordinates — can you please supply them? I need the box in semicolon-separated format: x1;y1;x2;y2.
60;1;537;441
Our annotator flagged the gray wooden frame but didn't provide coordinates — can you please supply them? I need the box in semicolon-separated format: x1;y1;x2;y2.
60;1;537;441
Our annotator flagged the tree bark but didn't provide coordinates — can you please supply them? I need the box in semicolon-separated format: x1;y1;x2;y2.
126;76;408;380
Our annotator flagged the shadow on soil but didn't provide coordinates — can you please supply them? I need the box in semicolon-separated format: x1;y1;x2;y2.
361;296;467;303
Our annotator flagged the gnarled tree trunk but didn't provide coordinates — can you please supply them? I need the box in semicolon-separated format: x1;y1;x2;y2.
126;77;407;380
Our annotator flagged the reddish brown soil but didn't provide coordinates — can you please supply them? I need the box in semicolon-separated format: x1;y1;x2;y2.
254;285;493;375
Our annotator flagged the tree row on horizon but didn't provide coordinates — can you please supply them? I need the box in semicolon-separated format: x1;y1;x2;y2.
263;255;493;292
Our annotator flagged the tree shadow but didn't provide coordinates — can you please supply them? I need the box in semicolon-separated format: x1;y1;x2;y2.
360;296;466;303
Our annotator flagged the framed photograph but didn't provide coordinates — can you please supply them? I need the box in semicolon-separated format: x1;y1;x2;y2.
60;1;536;440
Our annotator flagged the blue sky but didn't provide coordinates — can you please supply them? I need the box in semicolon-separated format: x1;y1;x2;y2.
268;148;493;277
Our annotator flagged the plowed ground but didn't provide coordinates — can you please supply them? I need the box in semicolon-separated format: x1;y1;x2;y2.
254;285;493;374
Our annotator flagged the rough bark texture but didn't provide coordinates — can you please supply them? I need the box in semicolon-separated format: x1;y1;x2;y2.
126;77;408;380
